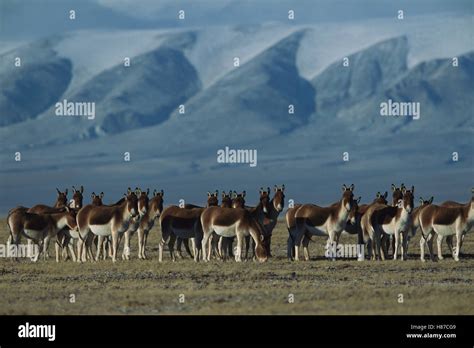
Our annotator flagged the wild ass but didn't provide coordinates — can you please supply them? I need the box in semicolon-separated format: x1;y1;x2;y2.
260;185;286;257
419;189;473;262
292;184;356;261
136;190;164;259
225;189;271;260
361;186;414;260
158;191;218;262
28;188;68;214
120;188;150;260
76;188;138;262
7;207;77;262
200;197;268;262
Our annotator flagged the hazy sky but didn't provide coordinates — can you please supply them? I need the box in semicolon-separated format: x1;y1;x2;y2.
0;0;472;40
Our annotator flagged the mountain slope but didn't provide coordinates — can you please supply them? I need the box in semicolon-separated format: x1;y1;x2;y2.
0;38;72;126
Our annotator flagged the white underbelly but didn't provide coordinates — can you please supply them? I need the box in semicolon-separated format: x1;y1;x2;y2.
305;223;328;237
90;223;112;236
380;222;396;235
65;229;80;239
213;224;237;237
23;228;47;240
433;223;456;237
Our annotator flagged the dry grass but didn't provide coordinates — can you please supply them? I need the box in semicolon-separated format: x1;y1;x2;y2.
0;217;472;315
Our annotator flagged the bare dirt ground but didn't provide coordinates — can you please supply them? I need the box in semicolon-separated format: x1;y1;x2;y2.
0;217;472;315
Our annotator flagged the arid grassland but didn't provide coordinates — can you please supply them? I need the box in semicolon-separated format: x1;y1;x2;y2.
0;218;472;315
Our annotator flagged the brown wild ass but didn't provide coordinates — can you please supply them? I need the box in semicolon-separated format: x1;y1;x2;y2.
7;207;77;262
136;190;164;259
200;198;268;262
76;188;138;262
419;189;473;262
158;191;218;262
292;184;356;261
120;188;150;260
361;186;414;260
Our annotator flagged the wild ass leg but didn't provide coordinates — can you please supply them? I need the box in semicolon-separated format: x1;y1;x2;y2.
168;234;177;261
95;236;104;261
437;235;444;260
122;230;131;261
393;232;400;260
302;235;311;261
234;232;243;262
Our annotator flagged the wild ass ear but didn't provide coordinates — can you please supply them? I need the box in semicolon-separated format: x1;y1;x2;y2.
281;184;285;191
274;185;278;192
146;188;150;195
91;192;96;199
376;192;381;198
100;192;104;199
356;196;361;204
391;184;396;192
349;184;354;191
127;187;132;195
242;190;246;198
411;186;415;194
401;183;406;190
383;192;388;199
135;187;141;195
260;187;264;194
401;187;407;194
429;196;434;204
222;191;226;198
56;188;61;195
231;192;237;199
207;191;211;197
267;187;270;194
65;188;68;195
419;197;424;205
215;190;218;196
153;189;157;197
160;190;164;197
342;184;347;192
80;185;84;193
72;185;76;193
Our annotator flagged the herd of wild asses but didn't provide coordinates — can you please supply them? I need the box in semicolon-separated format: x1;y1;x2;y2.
5;184;474;263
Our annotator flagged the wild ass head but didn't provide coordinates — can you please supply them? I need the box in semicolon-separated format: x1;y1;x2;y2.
124;187;139;218
397;186;415;214
341;184;355;211
419;196;434;206
150;189;164;218
232;191;246;208
259;187;272;214
71;185;84;209
64;207;78;231
374;191;388;205
391;183;405;206
348;196;361;224
221;191;232;208
135;188;150;216
55;188;68;208
91;192;104;206
272;185;285;212
207;190;219;207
